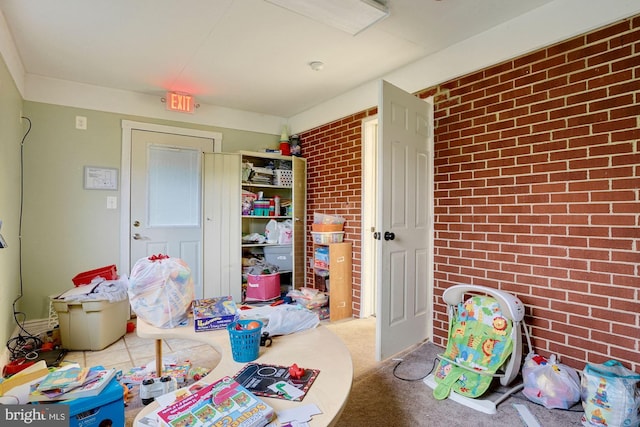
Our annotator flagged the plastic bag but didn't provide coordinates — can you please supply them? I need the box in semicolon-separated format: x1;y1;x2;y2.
128;254;194;328
277;220;293;244
581;360;640;427
287;287;328;309
522;353;581;409
239;304;319;336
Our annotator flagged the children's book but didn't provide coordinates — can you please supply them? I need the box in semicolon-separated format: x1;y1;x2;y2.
233;363;320;402
35;366;89;393
29;367;117;401
157;376;274;427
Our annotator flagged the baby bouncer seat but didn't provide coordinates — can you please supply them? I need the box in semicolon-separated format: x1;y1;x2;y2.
424;284;530;414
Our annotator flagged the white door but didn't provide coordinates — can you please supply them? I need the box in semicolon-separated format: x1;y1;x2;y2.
130;130;215;299
376;80;433;361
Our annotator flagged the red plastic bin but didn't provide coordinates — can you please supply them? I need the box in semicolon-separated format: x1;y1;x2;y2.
72;265;118;286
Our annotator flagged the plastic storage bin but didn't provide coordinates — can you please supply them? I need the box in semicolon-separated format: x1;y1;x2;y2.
51;298;129;350
246;273;280;301
264;245;293;271
72;265;118;286
67;376;124;427
273;169;293;187
311;231;345;244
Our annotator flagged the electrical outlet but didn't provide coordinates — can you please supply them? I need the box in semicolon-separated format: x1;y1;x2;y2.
75;116;87;130
106;196;118;209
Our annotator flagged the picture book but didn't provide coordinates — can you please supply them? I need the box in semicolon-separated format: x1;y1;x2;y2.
29;367;117;402
233;363;320;402
157;376;275;427
35;366;89;393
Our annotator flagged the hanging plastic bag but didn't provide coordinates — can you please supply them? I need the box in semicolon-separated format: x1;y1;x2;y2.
581;360;640;427
522;353;581;409
265;219;279;244
128;254;194;328
277;219;293;244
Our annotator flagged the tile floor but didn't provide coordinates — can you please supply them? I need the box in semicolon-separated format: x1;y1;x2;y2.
61;319;219;373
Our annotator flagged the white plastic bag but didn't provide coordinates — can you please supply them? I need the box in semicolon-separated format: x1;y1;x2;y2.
128;254;194;328
239;304;319;336
277;220;293;244
522;353;581;409
581;360;640;427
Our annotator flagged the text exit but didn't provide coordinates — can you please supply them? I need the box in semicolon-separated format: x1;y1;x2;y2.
166;92;195;113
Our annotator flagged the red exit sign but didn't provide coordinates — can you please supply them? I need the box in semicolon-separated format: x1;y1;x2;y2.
166;92;195;113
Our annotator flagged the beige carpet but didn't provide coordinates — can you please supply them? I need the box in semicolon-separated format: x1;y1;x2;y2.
126;317;585;426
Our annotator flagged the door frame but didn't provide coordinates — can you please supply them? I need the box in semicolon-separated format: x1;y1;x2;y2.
120;120;222;274
361;115;378;318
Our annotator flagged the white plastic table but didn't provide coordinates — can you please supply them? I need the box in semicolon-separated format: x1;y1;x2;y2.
133;317;353;426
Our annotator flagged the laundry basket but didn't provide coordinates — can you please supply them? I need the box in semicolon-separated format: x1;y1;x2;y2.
227;320;263;362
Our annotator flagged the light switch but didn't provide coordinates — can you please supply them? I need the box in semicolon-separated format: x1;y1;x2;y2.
106;196;117;209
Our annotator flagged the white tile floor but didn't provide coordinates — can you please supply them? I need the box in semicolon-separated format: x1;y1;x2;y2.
61;319;219;373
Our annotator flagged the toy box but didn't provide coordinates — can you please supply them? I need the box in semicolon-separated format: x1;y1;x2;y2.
66;376;124;427
246;273;280;301
193;296;239;332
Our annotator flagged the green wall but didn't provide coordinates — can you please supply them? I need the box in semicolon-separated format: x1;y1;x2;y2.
15;102;279;321
0;54;25;347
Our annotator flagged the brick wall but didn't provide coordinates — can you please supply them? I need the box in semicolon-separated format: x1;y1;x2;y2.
299;15;640;371
300;109;376;313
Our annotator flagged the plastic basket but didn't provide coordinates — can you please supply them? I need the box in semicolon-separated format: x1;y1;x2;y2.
311;231;345;244
72;265;118;286
227;319;263;362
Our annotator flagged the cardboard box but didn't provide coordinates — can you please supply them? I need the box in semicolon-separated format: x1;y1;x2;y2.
264;244;293;271
246;273;280;301
51;298;129;351
66;376;124;427
193;296;239;332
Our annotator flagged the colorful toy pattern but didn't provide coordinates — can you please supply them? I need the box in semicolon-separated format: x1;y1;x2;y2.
433;295;514;400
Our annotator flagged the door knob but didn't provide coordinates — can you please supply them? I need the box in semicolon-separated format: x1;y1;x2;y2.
384;231;395;241
373;231;381;240
133;233;142;240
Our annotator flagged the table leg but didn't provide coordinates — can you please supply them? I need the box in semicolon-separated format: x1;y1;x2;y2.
155;339;162;375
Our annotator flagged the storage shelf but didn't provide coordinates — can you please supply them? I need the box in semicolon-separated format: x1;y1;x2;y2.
242;243;287;248
242;182;291;189
242;215;292;219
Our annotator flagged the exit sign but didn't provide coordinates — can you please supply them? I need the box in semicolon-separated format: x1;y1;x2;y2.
166;92;195;113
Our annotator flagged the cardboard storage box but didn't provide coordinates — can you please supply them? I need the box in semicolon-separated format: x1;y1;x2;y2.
51;298;129;351
193;296;239;332
264;245;293;271
246;273;280;301
67;376;124;427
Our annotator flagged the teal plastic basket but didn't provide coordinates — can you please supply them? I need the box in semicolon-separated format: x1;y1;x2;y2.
227;319;263;362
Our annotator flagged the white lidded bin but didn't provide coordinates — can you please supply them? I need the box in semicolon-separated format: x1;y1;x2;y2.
51;298;129;350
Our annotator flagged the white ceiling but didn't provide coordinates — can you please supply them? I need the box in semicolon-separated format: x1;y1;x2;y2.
1;0;559;119
1;0;639;132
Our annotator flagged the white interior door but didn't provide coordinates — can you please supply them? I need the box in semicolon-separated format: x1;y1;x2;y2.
130;130;215;299
376;80;433;361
